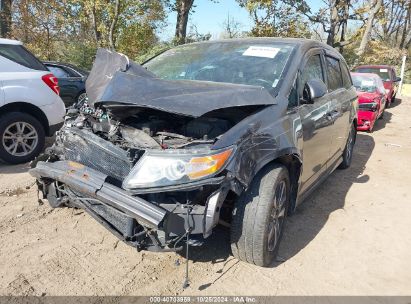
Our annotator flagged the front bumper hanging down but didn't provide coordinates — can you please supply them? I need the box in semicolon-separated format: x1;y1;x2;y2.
29;161;167;228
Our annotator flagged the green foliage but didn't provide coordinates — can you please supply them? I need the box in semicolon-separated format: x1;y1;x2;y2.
134;42;171;63
237;0;311;38
10;0;167;68
344;40;410;82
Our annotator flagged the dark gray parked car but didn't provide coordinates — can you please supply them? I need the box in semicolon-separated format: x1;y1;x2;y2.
30;38;358;268
43;61;89;107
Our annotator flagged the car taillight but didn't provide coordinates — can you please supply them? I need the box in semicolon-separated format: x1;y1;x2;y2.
42;73;60;95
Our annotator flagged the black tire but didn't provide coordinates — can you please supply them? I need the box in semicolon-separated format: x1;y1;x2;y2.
378;109;384;120
230;163;290;267
338;123;356;169
0;112;45;164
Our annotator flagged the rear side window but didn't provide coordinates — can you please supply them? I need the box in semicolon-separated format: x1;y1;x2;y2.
340;62;352;89
47;66;70;78
0;44;47;71
325;56;343;91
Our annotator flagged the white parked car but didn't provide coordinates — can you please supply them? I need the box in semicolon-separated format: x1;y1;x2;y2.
0;38;65;164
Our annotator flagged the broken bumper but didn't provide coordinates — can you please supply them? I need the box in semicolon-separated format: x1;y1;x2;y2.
29;161;167;229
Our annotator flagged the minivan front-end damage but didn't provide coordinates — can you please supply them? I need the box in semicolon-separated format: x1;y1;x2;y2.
29;49;274;253
30;109;242;252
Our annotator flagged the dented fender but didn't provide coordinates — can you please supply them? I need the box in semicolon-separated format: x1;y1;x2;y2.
213;103;303;188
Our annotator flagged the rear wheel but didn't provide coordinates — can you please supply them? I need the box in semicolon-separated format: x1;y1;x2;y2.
230;163;290;266
338;123;356;169
0;112;45;164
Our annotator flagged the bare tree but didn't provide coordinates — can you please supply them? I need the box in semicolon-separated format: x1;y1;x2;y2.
221;12;242;38
379;0;411;48
357;0;383;56
285;0;360;50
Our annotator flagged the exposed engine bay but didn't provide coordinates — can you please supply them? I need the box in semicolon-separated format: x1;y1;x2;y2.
67;102;253;152
46;103;259;182
32;101;247;252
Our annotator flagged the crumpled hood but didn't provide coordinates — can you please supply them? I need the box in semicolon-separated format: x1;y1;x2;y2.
86;48;276;118
357;92;378;103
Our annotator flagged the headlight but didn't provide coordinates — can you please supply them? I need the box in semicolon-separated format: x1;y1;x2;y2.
123;147;234;189
359;102;378;111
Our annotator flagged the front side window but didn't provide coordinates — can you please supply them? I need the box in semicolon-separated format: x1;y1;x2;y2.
0;44;47;71
288;79;298;108
300;54;324;100
144;42;295;92
325;56;343;91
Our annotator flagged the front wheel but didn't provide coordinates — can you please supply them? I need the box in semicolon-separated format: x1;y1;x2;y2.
338;123;356;169
0;112;45;164
230;163;290;267
75;91;87;108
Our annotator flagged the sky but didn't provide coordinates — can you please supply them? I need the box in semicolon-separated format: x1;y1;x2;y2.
159;0;322;41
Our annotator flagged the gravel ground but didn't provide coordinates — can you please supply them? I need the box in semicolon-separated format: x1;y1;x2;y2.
0;97;410;296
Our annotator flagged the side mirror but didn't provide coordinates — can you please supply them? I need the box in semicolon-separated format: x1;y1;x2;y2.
395;77;401;82
301;79;328;104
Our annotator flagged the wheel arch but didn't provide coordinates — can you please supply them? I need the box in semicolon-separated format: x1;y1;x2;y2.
0;102;50;135
241;151;302;215
268;153;302;215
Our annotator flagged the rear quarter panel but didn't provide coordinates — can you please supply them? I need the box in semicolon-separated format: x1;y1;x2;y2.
0;56;66;126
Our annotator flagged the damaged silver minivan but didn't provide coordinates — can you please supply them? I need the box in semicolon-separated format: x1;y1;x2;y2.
30;38;358;268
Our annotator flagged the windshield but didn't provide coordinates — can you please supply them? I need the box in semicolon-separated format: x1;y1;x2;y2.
144;41;295;91
351;74;385;94
356;67;390;81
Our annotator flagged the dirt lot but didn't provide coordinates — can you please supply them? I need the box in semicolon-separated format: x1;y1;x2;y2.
1;98;411;296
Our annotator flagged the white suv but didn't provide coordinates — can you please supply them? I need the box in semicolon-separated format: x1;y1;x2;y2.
0;38;65;164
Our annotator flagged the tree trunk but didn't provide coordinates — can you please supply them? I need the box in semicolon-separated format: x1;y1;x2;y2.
109;0;120;50
338;0;350;53
174;0;194;45
91;1;101;46
0;0;12;38
357;0;383;56
326;0;339;47
399;0;411;49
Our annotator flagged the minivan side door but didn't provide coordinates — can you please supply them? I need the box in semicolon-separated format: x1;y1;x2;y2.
297;49;333;193
323;54;355;165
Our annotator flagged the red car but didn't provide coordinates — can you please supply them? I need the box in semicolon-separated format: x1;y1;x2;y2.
351;72;387;132
354;65;401;107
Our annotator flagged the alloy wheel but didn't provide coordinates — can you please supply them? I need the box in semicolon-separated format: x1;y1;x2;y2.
2;122;39;157
267;180;287;252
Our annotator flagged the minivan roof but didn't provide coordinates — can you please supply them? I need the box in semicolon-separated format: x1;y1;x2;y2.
0;38;22;45
176;37;344;61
